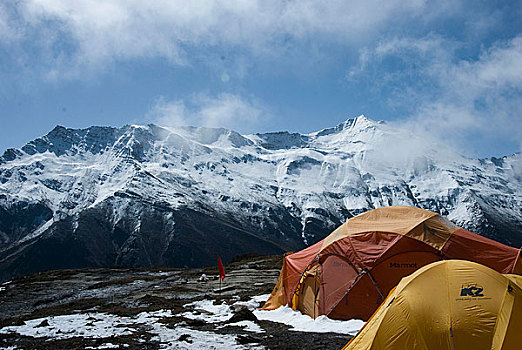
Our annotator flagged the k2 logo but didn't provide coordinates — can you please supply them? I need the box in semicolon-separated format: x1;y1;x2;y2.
460;283;484;297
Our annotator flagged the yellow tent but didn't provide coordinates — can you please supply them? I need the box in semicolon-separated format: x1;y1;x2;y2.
343;260;522;350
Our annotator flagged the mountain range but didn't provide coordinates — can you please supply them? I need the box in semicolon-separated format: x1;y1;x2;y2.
1;115;521;281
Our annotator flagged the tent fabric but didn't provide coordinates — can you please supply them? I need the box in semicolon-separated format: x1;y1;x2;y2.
319;206;465;251
262;206;522;321
342;260;522;350
442;228;522;274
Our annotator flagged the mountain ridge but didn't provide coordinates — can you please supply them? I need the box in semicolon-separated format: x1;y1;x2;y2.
1;115;521;281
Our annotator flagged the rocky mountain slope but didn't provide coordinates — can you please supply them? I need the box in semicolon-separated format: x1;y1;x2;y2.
1;115;521;280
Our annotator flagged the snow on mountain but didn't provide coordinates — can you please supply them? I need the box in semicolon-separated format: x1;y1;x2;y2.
0;115;521;280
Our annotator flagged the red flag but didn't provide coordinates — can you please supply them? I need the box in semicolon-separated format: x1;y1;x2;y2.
217;256;226;281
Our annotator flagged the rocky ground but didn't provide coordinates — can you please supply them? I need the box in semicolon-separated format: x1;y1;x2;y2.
0;254;358;349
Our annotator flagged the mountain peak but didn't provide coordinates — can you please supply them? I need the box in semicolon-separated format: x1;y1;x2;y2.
19;125;121;157
348;114;381;128
312;115;378;138
353;114;369;123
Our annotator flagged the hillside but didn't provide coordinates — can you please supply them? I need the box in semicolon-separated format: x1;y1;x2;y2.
1;115;521;280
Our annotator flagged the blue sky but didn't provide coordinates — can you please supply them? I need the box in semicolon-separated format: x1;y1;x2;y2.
0;1;521;158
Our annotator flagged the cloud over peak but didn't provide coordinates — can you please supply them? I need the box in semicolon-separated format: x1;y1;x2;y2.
149;93;268;133
349;34;522;156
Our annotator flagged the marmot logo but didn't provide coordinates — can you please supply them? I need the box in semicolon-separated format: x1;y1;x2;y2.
389;262;417;268
460;283;484;297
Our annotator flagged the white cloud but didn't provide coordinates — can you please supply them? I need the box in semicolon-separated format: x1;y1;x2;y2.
0;3;23;44
5;0;435;78
418;37;522;152
350;35;522;156
451;37;522;92
149;93;268;133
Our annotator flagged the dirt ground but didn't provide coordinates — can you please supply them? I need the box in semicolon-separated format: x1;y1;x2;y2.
0;254;352;349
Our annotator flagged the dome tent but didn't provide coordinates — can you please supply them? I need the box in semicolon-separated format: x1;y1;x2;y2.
262;206;521;320
343;260;522;350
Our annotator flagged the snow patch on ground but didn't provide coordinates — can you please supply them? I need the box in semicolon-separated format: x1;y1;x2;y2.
148;320;257;350
254;306;364;335
232;293;271;311
183;299;234;323
183;295;363;336
182;294;270;324
147;271;180;277
19;219;54;243
0;313;134;339
0;293;362;348
86;343;127;349
226;321;264;333
251;294;271;303
0;309;261;349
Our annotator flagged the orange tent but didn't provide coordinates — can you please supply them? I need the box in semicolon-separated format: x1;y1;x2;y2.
262;206;521;321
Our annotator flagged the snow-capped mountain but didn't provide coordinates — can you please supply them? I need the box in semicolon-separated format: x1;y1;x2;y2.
1;115;521;281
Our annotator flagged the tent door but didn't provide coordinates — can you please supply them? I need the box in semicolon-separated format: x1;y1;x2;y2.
297;271;320;318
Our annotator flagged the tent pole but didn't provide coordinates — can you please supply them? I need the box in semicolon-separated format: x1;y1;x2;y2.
449;328;455;350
